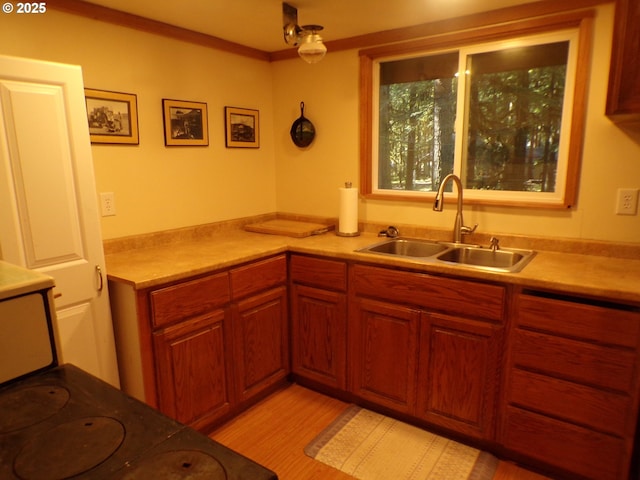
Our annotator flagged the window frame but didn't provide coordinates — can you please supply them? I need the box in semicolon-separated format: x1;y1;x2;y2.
359;11;594;209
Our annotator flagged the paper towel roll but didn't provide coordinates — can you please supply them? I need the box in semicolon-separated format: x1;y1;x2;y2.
338;184;359;236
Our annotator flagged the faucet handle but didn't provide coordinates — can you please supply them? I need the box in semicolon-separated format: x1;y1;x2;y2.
378;226;399;238
490;236;500;251
461;223;478;235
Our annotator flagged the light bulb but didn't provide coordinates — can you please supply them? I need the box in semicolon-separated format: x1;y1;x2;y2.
298;32;327;64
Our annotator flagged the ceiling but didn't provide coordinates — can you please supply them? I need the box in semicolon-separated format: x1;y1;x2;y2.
79;0;542;53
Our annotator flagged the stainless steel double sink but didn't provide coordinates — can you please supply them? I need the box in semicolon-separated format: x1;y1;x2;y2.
356;237;535;273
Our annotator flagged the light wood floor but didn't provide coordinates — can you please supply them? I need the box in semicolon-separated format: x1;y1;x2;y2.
210;383;552;480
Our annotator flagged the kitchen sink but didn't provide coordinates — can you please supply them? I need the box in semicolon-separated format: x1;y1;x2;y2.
436;245;535;273
356;238;449;258
356;238;535;273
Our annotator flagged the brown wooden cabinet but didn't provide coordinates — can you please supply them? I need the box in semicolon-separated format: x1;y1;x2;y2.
289;255;347;390
154;309;234;431
350;263;505;439
230;255;289;405
417;313;502;440
350;296;420;414
109;244;640;480
231;287;288;404
110;255;288;433
606;0;640;118
150;272;233;432
500;292;640;480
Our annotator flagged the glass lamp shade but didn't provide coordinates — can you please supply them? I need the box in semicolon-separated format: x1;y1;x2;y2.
298;33;327;64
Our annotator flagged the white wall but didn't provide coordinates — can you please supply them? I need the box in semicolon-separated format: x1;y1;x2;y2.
272;3;640;244
1;10;277;239
2;4;639;244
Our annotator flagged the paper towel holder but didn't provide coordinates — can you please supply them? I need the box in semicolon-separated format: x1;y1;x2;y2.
337;182;360;237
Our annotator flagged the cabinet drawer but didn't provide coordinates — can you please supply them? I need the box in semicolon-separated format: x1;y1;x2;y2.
513;329;636;393
508;368;631;436
352;264;504;322
290;255;347;291
230;255;286;300
502;405;625;480
517;294;640;348
151;272;230;328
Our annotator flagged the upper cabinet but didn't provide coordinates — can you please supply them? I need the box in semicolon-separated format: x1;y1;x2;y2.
606;0;640;119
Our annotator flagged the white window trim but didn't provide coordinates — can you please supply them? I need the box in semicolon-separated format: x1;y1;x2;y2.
372;30;579;205
361;10;594;209
457;30;579;206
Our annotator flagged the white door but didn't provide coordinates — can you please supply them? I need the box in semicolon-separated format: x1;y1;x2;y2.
0;55;120;387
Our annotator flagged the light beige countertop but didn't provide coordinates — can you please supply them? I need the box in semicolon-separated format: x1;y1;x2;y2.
104;226;640;305
0;261;55;301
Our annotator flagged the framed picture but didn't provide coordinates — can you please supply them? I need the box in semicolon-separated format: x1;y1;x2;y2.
225;107;259;148
85;89;139;145
162;99;209;146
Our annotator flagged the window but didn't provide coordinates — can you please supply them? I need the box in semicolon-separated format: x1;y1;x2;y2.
360;12;593;208
377;52;459;193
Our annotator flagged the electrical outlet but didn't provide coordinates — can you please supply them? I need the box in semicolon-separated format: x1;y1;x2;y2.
100;192;116;217
615;188;639;215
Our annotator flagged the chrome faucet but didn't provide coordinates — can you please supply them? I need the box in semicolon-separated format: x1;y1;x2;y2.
433;174;478;243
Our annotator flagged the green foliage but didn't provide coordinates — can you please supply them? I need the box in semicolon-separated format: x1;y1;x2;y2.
378;50;566;193
467;66;565;192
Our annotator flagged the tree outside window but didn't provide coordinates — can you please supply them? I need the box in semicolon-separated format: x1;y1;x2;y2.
378;53;458;192
363;14;592;208
464;42;568;194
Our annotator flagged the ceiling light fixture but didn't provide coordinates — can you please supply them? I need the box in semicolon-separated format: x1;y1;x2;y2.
283;3;327;64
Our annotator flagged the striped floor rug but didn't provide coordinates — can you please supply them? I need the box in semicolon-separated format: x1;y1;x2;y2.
305;405;498;480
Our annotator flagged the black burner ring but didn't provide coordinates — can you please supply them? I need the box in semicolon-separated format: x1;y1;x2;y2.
14;416;125;480
0;385;69;433
117;449;228;479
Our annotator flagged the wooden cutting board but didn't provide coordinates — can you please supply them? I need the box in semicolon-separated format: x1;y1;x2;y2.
244;219;334;238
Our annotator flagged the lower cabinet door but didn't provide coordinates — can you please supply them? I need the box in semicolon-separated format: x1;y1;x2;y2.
232;286;289;403
416;313;501;440
350;297;421;414
290;283;347;389
153;309;234;432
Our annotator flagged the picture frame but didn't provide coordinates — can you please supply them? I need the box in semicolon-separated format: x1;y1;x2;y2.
85;89;139;145
225;107;259;148
162;99;209;146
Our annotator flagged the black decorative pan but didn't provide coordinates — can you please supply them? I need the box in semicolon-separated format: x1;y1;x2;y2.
290;102;315;147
